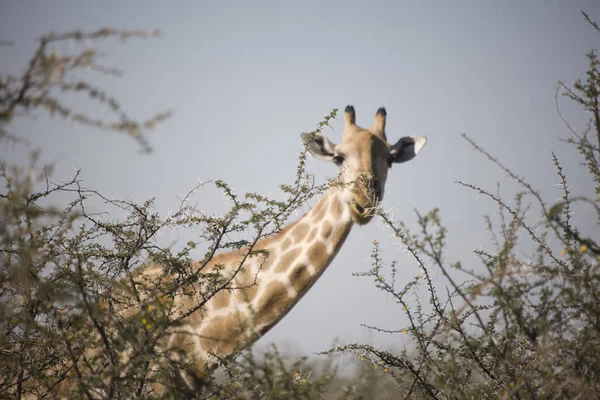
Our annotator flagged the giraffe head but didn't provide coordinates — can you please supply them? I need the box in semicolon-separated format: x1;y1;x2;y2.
301;105;427;225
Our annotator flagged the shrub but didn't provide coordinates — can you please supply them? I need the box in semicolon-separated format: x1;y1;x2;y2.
326;11;600;400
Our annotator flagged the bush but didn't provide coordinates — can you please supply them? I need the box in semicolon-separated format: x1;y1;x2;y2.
326;11;600;400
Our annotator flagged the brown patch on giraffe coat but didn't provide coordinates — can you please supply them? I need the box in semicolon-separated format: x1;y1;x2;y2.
211;290;230;310
308;241;329;269
254;281;290;329
198;312;249;357
275;248;301;273
330;199;343;220
291;223;309;244
321;221;333;239
290;264;312;296
280;237;292;251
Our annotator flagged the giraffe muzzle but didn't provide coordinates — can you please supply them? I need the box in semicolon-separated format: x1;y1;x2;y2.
350;176;380;225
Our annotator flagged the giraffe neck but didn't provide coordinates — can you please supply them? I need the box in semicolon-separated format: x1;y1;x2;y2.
246;185;354;335
187;185;354;353
141;185;356;393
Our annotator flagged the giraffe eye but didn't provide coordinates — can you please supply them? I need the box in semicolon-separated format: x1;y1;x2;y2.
332;155;345;165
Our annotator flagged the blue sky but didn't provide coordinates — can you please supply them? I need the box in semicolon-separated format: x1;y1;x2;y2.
1;1;599;357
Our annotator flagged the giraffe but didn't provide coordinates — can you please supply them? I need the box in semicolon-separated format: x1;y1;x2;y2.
130;105;428;394
23;106;427;398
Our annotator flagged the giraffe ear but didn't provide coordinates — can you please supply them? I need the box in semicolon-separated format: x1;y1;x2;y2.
389;136;427;164
301;132;338;162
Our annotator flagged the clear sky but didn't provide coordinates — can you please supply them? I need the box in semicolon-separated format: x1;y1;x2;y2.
1;1;599;357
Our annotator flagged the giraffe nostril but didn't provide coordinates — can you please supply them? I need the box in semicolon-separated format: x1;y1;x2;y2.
368;178;381;197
